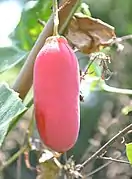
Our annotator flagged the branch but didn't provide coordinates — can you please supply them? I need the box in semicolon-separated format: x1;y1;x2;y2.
38;19;46;26
84;153;122;177
77;123;132;170
112;34;132;44
0;145;27;172
98;156;130;164
0;115;34;172
85;155;130;177
111;34;132;52
85;161;112;178
12;0;81;99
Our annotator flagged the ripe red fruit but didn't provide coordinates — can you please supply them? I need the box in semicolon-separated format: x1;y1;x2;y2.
33;36;80;153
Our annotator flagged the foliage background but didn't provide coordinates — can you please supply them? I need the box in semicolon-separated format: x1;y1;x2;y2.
0;0;132;179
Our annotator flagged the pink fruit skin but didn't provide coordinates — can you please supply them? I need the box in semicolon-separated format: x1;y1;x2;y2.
33;36;80;153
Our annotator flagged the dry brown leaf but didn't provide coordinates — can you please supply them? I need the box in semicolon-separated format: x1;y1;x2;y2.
65;13;116;53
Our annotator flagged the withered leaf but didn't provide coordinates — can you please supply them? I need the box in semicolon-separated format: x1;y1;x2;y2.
65;13;116;53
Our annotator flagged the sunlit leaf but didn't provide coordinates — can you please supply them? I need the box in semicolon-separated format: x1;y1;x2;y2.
122;105;132;115
126;143;132;164
0;83;26;147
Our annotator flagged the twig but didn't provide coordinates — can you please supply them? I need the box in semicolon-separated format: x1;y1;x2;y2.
80;55;97;81
0;111;34;172
12;0;81;100
0;145;27;172
85;153;123;177
85;161;112;178
97;156;130;164
38;19;46;26
111;35;132;52
85;156;130;178
77;123;132;170
16;155;22;179
59;0;80;33
112;35;132;44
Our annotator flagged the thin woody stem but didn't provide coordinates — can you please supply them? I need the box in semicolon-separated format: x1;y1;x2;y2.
0;145;28;172
98;156;130;164
53;0;59;36
0;112;34;172
85;154;127;177
77;123;132;170
112;34;132;44
85;161;112;177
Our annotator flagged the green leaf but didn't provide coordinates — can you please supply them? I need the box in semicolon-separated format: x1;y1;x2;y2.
0;46;27;73
0;83;26;147
7;97;33;134
122;105;132;115
10;0;52;50
126;143;132;164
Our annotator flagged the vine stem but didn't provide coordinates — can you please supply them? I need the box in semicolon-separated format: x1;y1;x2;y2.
0;112;35;172
0;145;28;172
85;161;112;177
102;82;132;95
77;123;132;170
85;153;122;177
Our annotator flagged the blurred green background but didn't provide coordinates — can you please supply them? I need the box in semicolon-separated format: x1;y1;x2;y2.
0;0;132;179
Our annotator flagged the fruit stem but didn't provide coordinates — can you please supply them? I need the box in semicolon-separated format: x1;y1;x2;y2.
53;0;59;36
